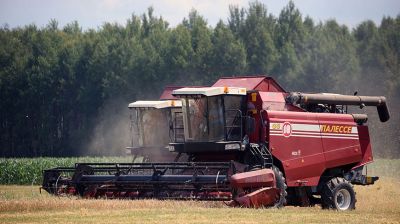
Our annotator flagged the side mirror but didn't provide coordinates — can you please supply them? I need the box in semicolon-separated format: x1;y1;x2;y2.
245;116;256;134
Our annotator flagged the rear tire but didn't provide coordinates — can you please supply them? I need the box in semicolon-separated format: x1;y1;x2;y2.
321;177;356;211
272;166;287;208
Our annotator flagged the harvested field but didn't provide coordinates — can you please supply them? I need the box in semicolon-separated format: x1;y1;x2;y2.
0;159;399;224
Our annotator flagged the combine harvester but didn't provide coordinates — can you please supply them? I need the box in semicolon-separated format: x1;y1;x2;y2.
126;86;185;162
42;76;389;210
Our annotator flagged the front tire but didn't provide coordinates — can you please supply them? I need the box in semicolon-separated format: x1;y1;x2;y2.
273;166;287;208
321;177;356;211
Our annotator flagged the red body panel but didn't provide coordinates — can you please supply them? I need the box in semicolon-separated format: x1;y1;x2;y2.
354;126;374;168
230;187;280;208
316;113;362;169
259;92;304;111
230;169;276;189
159;86;183;100
267;111;326;187
212;75;286;92
265;110;366;187
247;92;264;143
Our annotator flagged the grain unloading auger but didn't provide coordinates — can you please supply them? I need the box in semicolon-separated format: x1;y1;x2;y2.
42;76;389;210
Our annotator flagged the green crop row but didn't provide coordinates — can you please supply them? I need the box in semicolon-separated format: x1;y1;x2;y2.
0;157;133;185
0;157;398;185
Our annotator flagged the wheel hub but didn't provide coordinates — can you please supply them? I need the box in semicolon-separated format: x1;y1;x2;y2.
335;189;351;210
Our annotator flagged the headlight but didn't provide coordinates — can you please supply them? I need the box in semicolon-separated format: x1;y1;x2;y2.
225;143;240;150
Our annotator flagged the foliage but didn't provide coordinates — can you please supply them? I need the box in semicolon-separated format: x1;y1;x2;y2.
0;157;131;185
0;1;399;157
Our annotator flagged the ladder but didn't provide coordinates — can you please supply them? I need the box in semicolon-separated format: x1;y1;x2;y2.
249;143;273;168
173;112;185;143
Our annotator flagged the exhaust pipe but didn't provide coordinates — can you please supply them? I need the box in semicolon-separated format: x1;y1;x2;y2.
287;93;390;122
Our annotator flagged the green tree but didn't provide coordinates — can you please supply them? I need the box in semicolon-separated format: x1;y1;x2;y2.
165;25;194;84
274;1;306;87
182;10;213;82
379;16;400;94
210;21;247;78
0;3;399;158
302;20;360;92
241;2;278;74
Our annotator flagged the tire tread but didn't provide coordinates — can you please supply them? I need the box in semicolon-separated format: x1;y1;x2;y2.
321;177;356;210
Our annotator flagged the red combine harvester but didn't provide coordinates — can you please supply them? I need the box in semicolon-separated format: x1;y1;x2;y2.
42;76;389;211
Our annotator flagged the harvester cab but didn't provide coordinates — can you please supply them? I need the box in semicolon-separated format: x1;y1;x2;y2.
169;87;248;155
127;99;183;162
125;86;186;162
169;77;295;167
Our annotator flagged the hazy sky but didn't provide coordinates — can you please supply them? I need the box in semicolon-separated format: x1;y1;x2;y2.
0;0;399;30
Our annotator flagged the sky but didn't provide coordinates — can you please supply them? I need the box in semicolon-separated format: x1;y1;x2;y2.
0;0;399;30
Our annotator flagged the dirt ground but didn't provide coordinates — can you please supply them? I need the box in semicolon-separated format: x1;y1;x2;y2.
0;176;399;224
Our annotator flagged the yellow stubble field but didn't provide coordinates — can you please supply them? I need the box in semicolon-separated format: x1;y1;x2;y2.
1;159;399;224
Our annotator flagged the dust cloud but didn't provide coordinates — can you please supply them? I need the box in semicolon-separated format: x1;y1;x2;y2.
84;97;180;162
85;98;131;156
333;72;400;159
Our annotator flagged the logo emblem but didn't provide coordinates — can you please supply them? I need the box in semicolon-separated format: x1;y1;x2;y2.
282;122;292;137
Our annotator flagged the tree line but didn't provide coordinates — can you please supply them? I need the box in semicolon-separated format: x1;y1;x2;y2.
0;1;399;157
